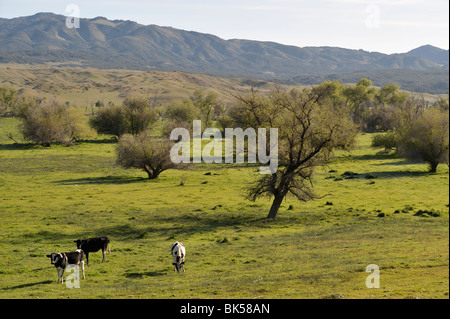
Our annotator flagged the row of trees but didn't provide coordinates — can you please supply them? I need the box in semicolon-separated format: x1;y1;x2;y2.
87;90;222;139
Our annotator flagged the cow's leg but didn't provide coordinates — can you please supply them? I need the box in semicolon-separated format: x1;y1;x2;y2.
56;268;61;283
58;267;64;283
80;261;85;279
61;267;65;283
102;248;106;263
85;252;89;265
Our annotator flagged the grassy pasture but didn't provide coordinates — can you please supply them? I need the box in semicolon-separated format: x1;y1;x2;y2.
0;117;448;299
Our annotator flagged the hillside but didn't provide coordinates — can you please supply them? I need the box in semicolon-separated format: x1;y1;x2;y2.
0;66;293;107
408;45;449;66
0;66;443;111
0;12;448;93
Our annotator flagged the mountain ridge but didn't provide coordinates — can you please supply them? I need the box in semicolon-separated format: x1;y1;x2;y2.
0;12;448;93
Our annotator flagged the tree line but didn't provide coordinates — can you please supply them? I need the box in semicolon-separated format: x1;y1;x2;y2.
1;80;448;218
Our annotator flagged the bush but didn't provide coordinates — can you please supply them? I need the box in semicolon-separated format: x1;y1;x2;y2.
0;86;18;117
123;97;158;136
398;107;449;172
163;100;198;124
371;132;396;152
16;99;93;146
116;132;177;179
89;97;158;139
89;105;128;139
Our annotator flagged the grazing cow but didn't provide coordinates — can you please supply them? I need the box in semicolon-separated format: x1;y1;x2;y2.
74;236;110;265
171;241;186;273
46;249;85;283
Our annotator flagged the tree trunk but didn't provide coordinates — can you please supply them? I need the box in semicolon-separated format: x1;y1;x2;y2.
428;161;439;173
146;171;157;179
267;193;284;219
144;165;155;179
144;165;163;179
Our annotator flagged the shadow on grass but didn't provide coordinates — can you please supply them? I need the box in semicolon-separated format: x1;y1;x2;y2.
0;143;36;151
360;170;432;179
350;153;426;167
2;280;53;291
350;153;398;161
54;175;148;185
98;212;288;241
79;138;118;144
125;269;167;278
22;230;78;242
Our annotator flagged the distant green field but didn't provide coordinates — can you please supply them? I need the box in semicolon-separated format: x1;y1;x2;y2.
0;117;448;299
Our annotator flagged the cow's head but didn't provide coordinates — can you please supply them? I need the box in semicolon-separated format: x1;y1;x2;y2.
171;242;185;273
74;239;83;249
46;253;63;265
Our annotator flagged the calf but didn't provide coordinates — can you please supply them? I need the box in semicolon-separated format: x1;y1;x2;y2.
46;249;85;283
171;241;186;273
74;236;110;265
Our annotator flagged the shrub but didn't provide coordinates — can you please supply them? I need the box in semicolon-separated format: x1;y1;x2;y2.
116;132;177;179
89;97;158;139
123;97;158;136
89;104;128;139
0;86;18;117
16;99;93;146
397;107;449;172
371;132;397;152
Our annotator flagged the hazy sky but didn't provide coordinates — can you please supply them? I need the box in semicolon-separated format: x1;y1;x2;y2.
0;0;448;54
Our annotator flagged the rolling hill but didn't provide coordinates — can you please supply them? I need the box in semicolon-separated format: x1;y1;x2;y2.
0;12;448;93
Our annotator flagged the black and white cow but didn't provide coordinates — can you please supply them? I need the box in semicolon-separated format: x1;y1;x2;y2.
171;241;186;273
74;236;110;265
46;249;85;283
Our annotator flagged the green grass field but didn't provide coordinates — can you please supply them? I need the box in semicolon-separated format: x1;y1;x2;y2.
0;117;448;299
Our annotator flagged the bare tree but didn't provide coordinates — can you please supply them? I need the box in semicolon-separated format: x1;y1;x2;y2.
231;82;357;218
